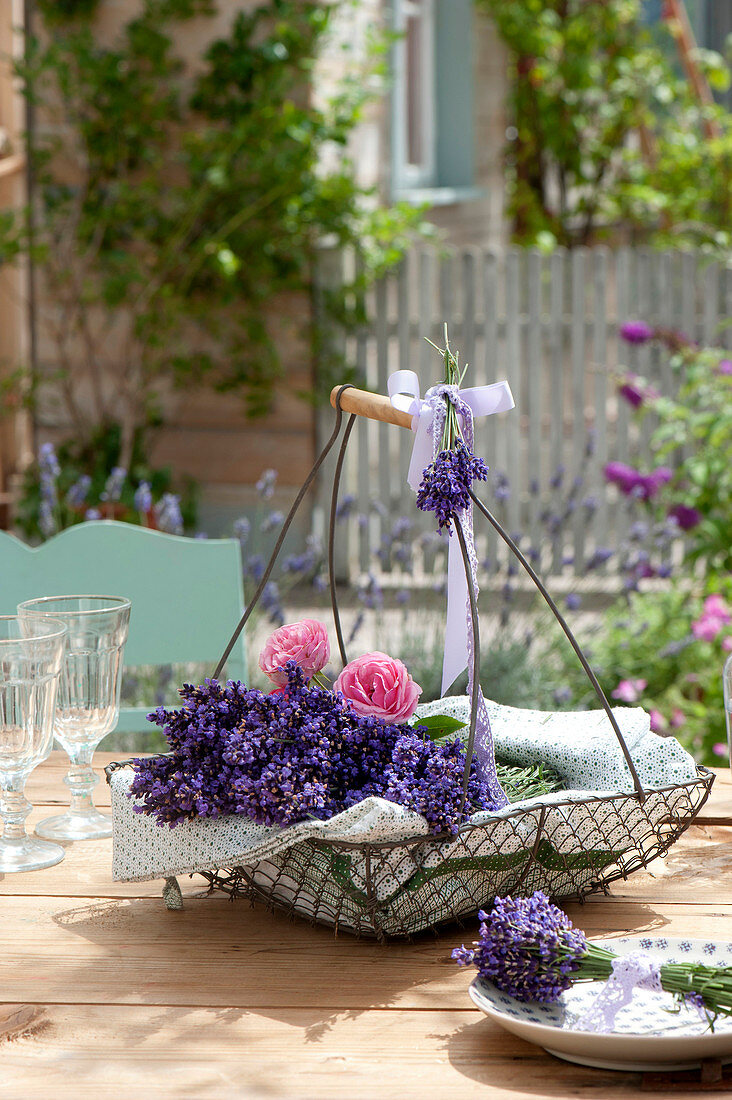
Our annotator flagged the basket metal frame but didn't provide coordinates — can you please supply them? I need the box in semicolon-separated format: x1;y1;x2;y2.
108;386;714;939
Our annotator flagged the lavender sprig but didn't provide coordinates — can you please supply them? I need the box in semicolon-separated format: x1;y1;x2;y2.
454;891;732;1027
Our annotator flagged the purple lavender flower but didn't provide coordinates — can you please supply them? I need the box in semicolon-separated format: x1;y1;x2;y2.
565;593;582;610
585;547;613;571
416;439;488;533
335;494;356;521
101;466;127;503
667;503;701;531
452;892;589;1002
66;475;91;508
85;508;102;521
39;498;56;538
155;492;183;535
233;517;250;545
39;442;60;478
130;665;498;834
134;481;153;513
620;320;654;345
717;359;732;376
255;468;277;499
260;509;284;534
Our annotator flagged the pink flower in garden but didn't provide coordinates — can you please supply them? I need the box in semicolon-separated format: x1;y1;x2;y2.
713;742;729;758
691;595;731;642
649;709;667;733
670;709;685;728
667;503;701;531
334;651;422;723
620;320;654;345
723;637;732;653
703;595;730;621
611;678;647;704
259;619;330;687
717;359;732;376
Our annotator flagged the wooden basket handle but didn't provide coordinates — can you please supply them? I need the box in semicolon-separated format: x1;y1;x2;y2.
329;386;412;429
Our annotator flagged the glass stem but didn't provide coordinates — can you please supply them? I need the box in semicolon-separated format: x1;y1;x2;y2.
64;744;100;817
1;775;31;841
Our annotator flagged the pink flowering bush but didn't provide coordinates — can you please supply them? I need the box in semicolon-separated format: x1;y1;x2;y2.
334;652;422;723
259;619;330;687
553;578;732;764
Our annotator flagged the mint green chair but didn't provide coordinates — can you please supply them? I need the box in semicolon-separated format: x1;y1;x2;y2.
0;521;247;732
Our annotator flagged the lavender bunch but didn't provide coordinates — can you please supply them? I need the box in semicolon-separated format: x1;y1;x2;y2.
131;664;497;834
415;328;488;533
417;440;488;532
454;891;732;1025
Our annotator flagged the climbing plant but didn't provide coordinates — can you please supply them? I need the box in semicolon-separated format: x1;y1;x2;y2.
1;0;422;469
477;0;732;250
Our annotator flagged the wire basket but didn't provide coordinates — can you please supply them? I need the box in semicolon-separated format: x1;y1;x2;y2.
107;383;714;940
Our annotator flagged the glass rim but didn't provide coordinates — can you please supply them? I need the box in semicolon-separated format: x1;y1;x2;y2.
0;613;67;643
17;594;131;618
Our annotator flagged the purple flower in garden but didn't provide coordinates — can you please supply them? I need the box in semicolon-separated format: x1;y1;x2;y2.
585;547;613;571
649;709;667;734
260;509;284;534
101;466;127;503
713;743;728;758
39;498;56;538
154;493;183;535
85;508;102;521
452;892;589;1002
233;517;250;545
134;481;152;513
604;462;672;501
565;593;582;611
620;320;654;345
717;360;732;376
256;468;277;500
66;475;91;508
618;374;658;409
667;504;701;531
38;442;60;478
416;440;488;532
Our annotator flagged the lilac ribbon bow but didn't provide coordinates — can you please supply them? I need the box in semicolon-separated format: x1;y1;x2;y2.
387;369;515;694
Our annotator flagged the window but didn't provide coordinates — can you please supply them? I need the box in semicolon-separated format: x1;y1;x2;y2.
391;0;475;199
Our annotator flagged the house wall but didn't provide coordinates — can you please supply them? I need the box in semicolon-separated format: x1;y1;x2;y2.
315;1;508;249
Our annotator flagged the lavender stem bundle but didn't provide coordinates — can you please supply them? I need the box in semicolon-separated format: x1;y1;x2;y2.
454;892;732;1026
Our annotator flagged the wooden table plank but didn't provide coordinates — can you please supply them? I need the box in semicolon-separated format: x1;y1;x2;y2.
0;895;730;1010
1;1006;649;1100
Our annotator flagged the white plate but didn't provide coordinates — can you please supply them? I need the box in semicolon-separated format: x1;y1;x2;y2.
468;936;732;1071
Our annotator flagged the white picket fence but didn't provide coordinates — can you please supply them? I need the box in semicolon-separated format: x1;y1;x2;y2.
315;246;732;581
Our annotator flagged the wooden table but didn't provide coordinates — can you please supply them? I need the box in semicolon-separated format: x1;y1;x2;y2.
3;755;732;1098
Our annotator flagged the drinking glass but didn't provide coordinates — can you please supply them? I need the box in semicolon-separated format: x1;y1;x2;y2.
18;595;131;841
0;614;67;872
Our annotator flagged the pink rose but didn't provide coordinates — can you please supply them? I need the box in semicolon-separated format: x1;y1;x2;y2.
334;651;421;723
259;619;330;687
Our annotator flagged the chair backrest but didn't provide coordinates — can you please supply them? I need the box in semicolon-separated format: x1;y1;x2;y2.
0;520;247;731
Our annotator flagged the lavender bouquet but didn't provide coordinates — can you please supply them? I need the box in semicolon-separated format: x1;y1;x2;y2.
454;891;732;1027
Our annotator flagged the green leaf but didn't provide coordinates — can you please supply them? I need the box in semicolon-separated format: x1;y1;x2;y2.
411;714;467;740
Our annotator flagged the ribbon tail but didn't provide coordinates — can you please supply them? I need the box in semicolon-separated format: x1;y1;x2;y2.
441;535;470;695
407;403;435;492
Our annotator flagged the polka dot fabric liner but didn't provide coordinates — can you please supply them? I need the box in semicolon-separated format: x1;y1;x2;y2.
110;697;704;931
